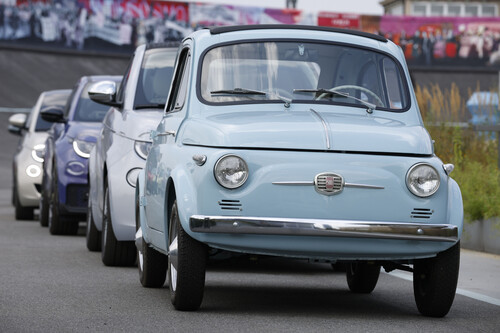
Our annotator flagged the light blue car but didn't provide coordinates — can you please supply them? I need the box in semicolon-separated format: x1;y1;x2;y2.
135;25;463;316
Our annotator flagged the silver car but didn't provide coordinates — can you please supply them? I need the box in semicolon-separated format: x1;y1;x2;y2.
9;89;71;220
87;44;177;266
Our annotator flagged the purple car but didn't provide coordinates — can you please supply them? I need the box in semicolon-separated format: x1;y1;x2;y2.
40;75;121;235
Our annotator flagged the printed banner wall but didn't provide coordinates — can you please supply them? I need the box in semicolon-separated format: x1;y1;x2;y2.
1;0;500;69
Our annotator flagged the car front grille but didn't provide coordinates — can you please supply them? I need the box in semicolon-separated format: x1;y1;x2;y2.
66;184;88;207
411;208;433;219
219;200;242;211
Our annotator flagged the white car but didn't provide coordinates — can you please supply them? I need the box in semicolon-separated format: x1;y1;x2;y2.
9;89;71;220
87;44;177;266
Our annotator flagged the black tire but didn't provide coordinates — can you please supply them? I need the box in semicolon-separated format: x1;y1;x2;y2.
168;200;207;311
101;181;136;266
86;196;101;251
39;173;49;227
346;261;381;293
136;186;168;287
48;168;78;235
13;184;34;220
413;241;460;317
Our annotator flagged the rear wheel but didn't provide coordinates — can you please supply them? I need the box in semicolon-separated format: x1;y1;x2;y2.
346;261;381;293
413;241;460;317
101;181;136;266
168;200;207;311
86;196;101;251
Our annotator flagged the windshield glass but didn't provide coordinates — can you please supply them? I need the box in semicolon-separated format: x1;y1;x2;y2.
200;41;409;111
73;82;114;122
34;91;70;131
134;48;176;109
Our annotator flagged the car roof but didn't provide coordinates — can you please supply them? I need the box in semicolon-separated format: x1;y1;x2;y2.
208;24;388;43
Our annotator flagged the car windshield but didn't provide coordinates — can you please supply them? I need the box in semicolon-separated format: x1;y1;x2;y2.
34;91;70;131
73;82;114;122
200;41;409;111
134;48;176;109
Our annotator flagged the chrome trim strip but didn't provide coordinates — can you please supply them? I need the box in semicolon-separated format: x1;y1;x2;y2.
272;181;314;186
344;183;385;189
272;181;384;189
190;215;458;242
309;108;330;150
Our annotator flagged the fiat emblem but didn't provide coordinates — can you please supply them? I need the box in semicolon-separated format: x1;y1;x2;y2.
314;172;344;195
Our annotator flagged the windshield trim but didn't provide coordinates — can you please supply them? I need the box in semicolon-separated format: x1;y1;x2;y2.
196;38;411;113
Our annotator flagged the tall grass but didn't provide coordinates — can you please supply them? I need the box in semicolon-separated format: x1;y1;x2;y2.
415;83;500;221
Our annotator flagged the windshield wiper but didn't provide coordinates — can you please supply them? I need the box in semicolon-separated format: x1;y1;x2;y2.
210;88;266;95
294;88;376;114
135;103;165;110
211;88;292;108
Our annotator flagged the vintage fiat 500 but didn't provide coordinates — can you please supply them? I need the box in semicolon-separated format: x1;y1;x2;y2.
135;25;463;316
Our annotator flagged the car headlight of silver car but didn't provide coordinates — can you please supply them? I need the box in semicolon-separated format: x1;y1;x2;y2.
406;163;440;197
134;141;152;160
214;154;249;189
72;139;94;159
31;144;45;162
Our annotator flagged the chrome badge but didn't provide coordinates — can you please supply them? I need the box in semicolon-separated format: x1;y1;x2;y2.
314;172;344;195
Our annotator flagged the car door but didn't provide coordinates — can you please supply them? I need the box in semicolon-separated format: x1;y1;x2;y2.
145;45;192;233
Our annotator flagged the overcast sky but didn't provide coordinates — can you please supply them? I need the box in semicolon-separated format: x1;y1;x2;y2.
185;0;385;16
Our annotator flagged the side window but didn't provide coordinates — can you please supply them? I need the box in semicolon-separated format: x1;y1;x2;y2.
116;55;134;105
166;48;191;112
174;54;191;110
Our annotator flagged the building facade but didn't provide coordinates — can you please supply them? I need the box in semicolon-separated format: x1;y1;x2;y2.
381;0;500;17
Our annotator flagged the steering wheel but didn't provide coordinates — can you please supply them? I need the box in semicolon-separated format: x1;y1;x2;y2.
318;85;384;107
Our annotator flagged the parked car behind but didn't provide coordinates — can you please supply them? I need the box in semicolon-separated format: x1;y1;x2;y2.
8;89;71;220
40;75;122;235
86;44;177;266
135;25;463;317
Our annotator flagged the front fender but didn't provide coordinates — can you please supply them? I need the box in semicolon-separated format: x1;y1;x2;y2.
167;166;199;245
447;177;464;240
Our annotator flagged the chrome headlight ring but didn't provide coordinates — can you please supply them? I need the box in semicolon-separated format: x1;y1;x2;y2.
406;163;440;198
214;154;249;189
134;141;152;160
72;139;94;159
31;144;46;163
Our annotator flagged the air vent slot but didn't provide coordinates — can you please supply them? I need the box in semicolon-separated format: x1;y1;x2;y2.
219;200;242;211
411;208;433;219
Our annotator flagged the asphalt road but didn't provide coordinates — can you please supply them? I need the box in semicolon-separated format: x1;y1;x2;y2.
0;112;499;332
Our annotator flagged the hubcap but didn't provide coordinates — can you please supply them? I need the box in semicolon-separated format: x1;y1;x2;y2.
169;235;178;291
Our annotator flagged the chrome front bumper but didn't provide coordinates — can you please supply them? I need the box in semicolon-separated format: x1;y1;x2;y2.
190;216;458;242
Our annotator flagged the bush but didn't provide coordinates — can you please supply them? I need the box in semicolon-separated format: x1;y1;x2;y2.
415;83;500;222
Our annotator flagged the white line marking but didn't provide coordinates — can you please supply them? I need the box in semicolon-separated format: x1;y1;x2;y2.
385;271;500;306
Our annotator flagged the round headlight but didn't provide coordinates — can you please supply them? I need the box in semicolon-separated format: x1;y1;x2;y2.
214;155;249;189
406;163;440;197
73;139;94;158
32;144;45;163
134;141;152;160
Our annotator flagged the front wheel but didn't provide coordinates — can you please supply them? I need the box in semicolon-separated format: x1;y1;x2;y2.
101;182;136;266
346;261;381;293
39;174;49;227
413;241;460;317
86;196;101;251
13;184;34;220
136;185;167;287
48;169;78;235
168;200;207;311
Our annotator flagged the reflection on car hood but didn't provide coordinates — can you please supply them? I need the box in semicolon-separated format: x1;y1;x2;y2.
104;109;163;142
181;110;433;155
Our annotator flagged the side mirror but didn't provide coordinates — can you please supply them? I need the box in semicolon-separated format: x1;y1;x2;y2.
88;80;119;106
8;113;27;135
9;113;27;128
41;105;66;123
